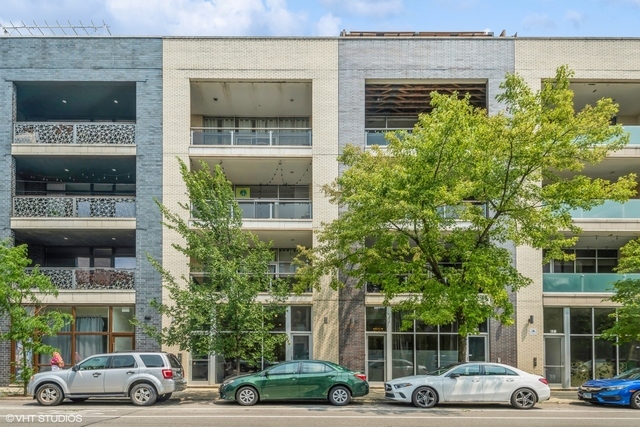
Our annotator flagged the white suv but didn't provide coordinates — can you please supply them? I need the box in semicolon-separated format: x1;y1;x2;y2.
27;352;187;406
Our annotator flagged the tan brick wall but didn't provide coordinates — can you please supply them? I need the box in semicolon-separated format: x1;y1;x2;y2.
163;38;340;368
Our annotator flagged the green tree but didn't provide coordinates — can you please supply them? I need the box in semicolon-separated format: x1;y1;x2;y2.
138;159;289;375
0;240;72;395
600;239;640;348
295;66;636;361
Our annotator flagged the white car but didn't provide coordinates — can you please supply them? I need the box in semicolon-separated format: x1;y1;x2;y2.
385;362;550;409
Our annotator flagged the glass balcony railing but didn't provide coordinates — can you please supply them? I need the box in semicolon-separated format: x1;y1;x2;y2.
569;200;640;219
365;128;412;146
237;201;311;220
13;196;136;218
623;125;640;145
27;267;135;290
543;273;640;293
13;123;135;145
191;128;312;146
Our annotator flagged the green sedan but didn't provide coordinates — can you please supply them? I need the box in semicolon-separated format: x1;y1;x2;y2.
218;359;369;406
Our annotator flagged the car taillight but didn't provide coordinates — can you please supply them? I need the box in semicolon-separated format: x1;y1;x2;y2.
538;377;548;385
355;373;366;381
162;369;174;379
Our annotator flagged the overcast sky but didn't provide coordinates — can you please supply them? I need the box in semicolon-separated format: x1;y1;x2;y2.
1;0;639;37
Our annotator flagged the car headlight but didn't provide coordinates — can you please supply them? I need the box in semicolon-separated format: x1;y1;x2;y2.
393;383;413;389
605;386;626;391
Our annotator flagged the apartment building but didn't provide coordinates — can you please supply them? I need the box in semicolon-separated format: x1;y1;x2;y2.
0;34;638;388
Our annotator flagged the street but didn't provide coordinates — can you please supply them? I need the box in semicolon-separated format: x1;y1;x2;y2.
0;398;639;427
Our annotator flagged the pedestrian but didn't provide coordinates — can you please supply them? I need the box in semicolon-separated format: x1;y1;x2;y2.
50;351;64;371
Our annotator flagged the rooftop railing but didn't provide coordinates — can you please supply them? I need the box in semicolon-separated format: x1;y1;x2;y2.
14;122;135;145
191;127;312;146
13;196;136;218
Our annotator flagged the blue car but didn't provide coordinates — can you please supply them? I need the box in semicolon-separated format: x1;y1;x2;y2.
578;368;640;409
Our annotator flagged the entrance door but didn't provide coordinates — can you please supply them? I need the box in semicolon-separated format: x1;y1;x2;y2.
468;336;487;362
366;335;386;382
544;336;565;386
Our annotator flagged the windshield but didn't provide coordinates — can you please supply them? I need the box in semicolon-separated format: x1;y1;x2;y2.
614;368;640;380
425;363;462;376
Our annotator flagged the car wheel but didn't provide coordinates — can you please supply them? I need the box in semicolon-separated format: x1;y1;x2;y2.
631;391;640;409
511;388;537;409
36;383;64;406
156;393;172;403
130;383;157;406
329;385;351;406
412;386;438;408
70;398;88;403
236;386;259;406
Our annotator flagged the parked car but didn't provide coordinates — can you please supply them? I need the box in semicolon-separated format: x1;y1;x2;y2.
27;352;187;406
218;359;369;406
385;362;550;409
577;367;640;409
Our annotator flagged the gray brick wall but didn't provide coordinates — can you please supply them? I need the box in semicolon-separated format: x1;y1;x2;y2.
0;37;163;384
337;37;517;364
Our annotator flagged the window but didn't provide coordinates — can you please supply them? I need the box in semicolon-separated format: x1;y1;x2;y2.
302;362;333;374
449;364;481;376
140;354;165;368
78;356;109;370
110;355;136;369
484;365;518;376
268;362;299;375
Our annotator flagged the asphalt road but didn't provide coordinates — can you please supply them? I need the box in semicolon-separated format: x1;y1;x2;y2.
0;397;639;427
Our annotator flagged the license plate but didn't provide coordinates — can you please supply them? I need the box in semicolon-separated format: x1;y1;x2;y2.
583;392;592;399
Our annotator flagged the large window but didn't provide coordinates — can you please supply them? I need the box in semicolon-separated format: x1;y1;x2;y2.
543;249;618;273
25;305;135;372
543;306;639;388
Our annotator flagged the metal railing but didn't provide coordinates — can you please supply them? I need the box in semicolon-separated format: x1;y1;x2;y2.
365;128;412;146
237;200;312;220
14;122;135;145
189;272;311;293
191;128;312;146
13;196;136;218
27;267;135;290
543;273;640;293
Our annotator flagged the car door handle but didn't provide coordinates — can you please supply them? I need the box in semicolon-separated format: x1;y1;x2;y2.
93;373;102;377
506;379;515;382
472;379;480;382
291;378;297;381
126;371;136;375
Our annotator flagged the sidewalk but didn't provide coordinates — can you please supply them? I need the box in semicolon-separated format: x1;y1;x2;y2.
1;385;578;404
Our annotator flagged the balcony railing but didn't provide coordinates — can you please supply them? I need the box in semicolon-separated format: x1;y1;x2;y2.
237;201;312;220
191;128;312;146
623;125;640;145
27;267;135;290
13;123;135;145
190;272;311;293
13;196;136;218
365;128;412;146
569;200;640;219
543;273;640;293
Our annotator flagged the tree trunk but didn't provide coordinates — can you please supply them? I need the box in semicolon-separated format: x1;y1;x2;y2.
457;333;467;363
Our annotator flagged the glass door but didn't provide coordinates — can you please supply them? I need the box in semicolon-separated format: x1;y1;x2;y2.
467;336;487;362
544;336;565;386
366;335;386;383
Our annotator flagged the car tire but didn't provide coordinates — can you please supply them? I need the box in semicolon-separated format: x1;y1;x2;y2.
631;391;640;409
35;383;64;406
328;385;351;406
70;398;88;403
511;388;537;409
236;386;259;406
130;383;157;406
412;386;438;408
156;393;172;403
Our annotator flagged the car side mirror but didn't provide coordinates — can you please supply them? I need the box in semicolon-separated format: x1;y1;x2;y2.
261;371;268;377
72;365;79;372
448;373;460;379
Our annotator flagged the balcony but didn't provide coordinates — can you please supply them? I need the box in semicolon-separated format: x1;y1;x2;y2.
13;123;135;145
191;128;312;146
237;201;311;220
365;129;412;146
569;200;640;219
623;125;640;145
28;267;135;290
13;196;136;218
543;273;640;293
190;272;310;293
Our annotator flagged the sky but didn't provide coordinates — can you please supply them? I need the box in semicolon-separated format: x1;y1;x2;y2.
1;0;639;38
